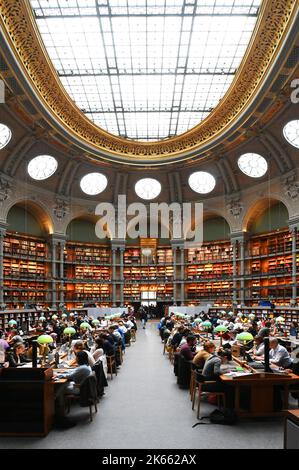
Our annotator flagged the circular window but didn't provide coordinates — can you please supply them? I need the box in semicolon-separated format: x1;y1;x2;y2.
188;171;216;194
0;123;12;150
238;153;268;178
80;173;108;195
283;120;299;149
135;178;161;200
27;155;58;180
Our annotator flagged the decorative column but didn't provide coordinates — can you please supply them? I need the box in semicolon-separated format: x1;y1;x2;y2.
119;246;125;306
48;236;57;308
180;246;185;304
0;225;7;306
172;245;177;304
48;235;66;308
112;246;117;307
290;226;297;303
59;240;66;305
231;238;238;306
239;237;247;304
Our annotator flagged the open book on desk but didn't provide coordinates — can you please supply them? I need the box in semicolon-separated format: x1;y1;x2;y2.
223;371;252;378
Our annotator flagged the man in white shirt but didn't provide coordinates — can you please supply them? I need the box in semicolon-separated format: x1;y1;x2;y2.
269;337;293;369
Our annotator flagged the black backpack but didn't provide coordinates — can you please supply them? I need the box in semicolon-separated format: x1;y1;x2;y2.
192;408;238;427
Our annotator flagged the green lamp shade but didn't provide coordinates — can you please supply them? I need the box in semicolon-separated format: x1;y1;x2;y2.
248;314;255;319
214;325;228;333
236;332;254;342
62;313;68;318
275;316;285;323
80;322;92;330
37;334;53;345
194;318;202;323
92;319;100;325
201;321;212;328
51;315;58;320
63;327;76;335
8;319;17;326
39;316;46;322
237;312;243;317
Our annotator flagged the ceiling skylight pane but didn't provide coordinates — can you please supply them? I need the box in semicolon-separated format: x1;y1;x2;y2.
30;0;261;141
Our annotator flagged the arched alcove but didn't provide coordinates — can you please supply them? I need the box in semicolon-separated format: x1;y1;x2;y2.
245;200;289;235
6;202;52;236
67;217;110;244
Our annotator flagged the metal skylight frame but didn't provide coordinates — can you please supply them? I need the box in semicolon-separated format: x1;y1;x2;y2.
30;0;261;141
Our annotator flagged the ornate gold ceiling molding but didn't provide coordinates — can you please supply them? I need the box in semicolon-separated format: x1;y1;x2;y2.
0;0;297;163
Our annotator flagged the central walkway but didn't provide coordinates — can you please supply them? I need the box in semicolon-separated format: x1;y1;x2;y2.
1;323;284;449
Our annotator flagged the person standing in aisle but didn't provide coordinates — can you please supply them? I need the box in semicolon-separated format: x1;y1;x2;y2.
140;308;148;329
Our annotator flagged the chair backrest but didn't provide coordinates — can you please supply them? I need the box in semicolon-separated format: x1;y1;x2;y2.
79;374;97;407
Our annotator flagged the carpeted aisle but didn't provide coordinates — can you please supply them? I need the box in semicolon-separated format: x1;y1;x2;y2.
0;322;284;449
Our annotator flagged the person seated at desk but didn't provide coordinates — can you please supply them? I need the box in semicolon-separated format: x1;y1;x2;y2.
55;351;92;394
69;340;95;368
269;337;293;369
192;341;215;369
170;326;185;350
251;336;265;360
179;335;197;361
257;321;271;339
201;348;234;408
0;330;9;352
6;342;31;367
53;351;92;428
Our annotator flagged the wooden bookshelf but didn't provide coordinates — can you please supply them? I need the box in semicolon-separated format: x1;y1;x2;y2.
4;234;46;259
3;233;50;308
186;281;233;300
245;230;295;306
188;241;233;262
65;282;111;303
64;242;111;264
186;262;233;280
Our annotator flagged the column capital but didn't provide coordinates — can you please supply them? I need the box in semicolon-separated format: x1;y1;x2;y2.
47;234;67;245
230;231;248;243
170;239;185;249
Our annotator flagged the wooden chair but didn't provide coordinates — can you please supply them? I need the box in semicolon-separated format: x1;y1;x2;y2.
192;373;226;419
66;374;98;422
106;354;117;380
130;329;136;342
117;345;123;364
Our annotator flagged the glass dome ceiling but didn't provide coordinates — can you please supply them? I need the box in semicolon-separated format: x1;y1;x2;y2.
30;0;261;142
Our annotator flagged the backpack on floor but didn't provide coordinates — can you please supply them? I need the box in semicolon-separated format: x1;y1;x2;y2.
192;408;238;427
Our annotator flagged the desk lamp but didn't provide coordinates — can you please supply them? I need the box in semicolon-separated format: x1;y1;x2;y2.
80;322;92;331
8;319;17;328
61;313;68;319
236;332;254;360
37;334;53;366
201;321;212;337
51;314;58;321
63;326;76;348
38;316;46;322
92;319;100;327
214;325;228;346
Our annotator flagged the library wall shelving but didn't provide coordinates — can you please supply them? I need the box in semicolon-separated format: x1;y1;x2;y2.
1;227;299;317
3;233;50;308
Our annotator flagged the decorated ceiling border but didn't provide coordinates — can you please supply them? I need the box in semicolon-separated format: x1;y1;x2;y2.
0;0;297;163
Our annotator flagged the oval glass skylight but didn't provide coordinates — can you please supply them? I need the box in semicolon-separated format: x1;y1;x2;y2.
80;173;108;195
30;0;261;141
0;123;12;150
135;178;161;200
27;155;58;180
283;120;299;149
238;153;268;178
188;172;216;194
